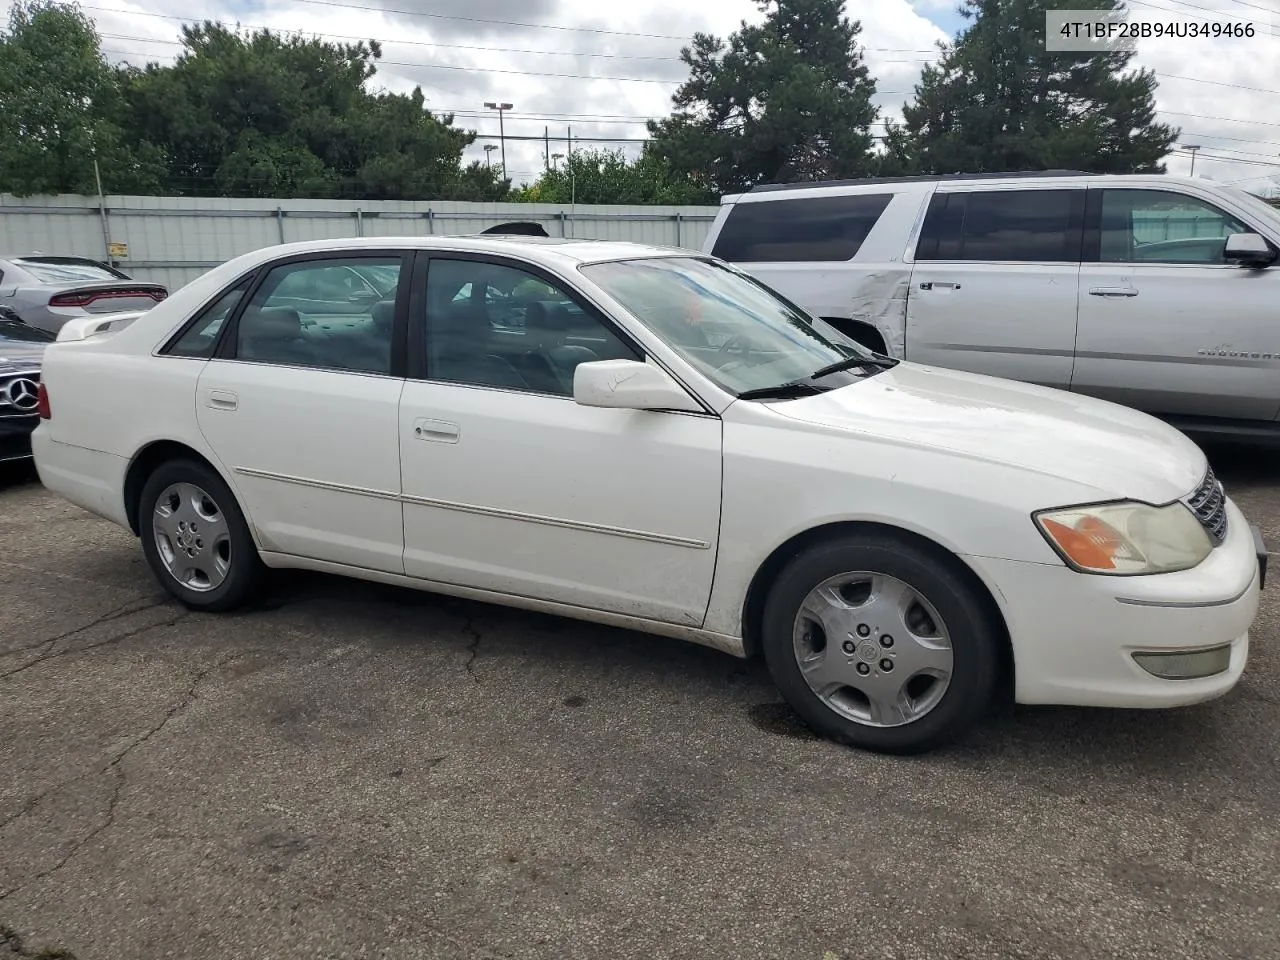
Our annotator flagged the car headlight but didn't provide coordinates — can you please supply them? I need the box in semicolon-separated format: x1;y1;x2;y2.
1033;500;1213;575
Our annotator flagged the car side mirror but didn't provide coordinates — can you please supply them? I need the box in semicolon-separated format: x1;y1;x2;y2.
572;359;703;413
1224;232;1276;268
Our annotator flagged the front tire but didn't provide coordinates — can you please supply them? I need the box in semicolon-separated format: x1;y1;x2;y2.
138;458;265;611
761;533;1001;754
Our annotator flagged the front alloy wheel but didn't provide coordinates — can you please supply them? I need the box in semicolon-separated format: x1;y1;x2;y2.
762;533;1001;754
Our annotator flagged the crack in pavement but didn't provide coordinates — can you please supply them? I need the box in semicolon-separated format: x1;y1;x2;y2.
461;618;483;685
0;652;238;904
0;606;182;683
1;595;163;659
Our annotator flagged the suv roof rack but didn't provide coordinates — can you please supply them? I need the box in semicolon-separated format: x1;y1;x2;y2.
748;171;1092;193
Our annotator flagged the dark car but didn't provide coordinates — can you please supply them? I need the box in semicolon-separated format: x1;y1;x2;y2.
0;319;53;462
0;255;167;335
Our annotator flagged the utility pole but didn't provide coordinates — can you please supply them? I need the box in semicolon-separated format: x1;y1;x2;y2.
545;126;550;171
484;101;513;177
92;150;111;265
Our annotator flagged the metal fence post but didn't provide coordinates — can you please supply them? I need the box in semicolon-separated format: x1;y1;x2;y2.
675;212;682;248
559;211;567;238
276;207;285;243
356;208;364;237
426;209;435;235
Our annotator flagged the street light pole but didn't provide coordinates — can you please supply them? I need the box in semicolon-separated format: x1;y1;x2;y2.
1181;144;1201;176
484;101;513;177
484;144;497;169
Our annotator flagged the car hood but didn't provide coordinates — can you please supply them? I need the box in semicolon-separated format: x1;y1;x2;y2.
0;342;45;372
768;362;1207;504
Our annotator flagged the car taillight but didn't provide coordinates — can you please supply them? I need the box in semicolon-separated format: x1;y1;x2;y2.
49;292;93;307
37;383;50;420
49;288;166;308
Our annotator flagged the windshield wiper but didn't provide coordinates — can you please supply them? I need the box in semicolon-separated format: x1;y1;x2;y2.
807;353;899;380
736;381;828;401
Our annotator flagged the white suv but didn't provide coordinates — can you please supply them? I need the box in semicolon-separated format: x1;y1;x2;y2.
703;172;1280;439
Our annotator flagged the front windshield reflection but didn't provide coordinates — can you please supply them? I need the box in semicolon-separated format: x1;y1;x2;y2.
580;256;878;397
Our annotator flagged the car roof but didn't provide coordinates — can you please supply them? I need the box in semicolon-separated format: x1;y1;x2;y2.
229;235;690;268
723;173;1220;203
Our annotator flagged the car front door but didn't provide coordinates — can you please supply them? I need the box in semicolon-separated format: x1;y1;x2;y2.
397;253;723;626
906;187;1085;389
193;252;409;572
1071;187;1280;421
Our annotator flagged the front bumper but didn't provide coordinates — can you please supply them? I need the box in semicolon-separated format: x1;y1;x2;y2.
966;497;1262;709
0;413;38;462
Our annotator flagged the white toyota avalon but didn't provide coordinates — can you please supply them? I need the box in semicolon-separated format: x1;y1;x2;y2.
30;236;1267;753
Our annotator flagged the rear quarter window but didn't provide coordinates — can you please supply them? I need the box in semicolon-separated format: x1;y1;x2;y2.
915;189;1083;263
711;193;894;263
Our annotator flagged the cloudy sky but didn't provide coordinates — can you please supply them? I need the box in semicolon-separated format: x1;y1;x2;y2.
19;0;1280;193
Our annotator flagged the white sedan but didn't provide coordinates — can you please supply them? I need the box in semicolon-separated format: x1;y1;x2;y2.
31;236;1267;753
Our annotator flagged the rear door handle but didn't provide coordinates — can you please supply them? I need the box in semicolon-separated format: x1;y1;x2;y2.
1088;287;1139;298
413;418;460;443
919;281;961;291
205;389;238;411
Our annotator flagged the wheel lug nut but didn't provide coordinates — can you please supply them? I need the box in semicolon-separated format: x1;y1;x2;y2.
880;635;894;648
856;624;870;637
856;662;871;676
842;640;856;654
880;659;894;672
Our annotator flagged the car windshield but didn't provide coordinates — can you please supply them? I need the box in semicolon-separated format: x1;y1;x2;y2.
0;319;54;343
16;258;125;283
1220;186;1280;232
579;256;884;397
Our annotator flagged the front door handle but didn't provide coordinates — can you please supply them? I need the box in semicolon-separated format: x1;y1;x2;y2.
413;418;460;443
919;281;961;291
205;389;238;411
1088;287;1139;298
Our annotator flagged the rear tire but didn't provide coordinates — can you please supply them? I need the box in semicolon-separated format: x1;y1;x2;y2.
138;458;265;611
761;533;1000;754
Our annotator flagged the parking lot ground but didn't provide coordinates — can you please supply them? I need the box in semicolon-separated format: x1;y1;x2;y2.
2;445;1280;960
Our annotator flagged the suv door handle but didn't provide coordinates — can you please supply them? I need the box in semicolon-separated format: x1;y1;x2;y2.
413;418;460;443
205;389;238;411
919;281;961;291
1088;287;1139;298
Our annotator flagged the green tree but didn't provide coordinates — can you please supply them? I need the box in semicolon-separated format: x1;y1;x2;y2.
0;0;163;196
513;148;715;205
121;23;510;200
647;0;880;194
897;0;1178;174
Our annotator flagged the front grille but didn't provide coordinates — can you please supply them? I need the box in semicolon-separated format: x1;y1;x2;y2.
1185;467;1228;545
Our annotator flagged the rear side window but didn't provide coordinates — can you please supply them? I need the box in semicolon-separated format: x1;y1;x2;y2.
711;194;893;263
916;190;1082;263
15;258;126;282
164;277;253;358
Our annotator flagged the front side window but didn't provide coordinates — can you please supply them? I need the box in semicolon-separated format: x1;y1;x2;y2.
711;194;893;263
1097;190;1251;265
423;258;638;396
916;190;1081;263
235;257;402;374
581;256;881;397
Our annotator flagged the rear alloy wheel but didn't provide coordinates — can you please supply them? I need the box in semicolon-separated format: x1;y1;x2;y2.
762;534;1000;754
139;459;264;611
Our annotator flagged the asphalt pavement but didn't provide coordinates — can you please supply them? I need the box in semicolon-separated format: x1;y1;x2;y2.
2;443;1279;960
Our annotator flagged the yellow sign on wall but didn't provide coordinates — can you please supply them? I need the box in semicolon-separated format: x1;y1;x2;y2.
107;241;128;259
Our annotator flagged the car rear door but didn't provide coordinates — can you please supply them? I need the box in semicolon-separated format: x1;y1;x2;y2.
396;252;723;627
192;251;410;572
1071;186;1280;421
906;185;1085;390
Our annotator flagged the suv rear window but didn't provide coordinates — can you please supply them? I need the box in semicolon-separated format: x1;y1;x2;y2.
711;194;893;263
916;190;1083;263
